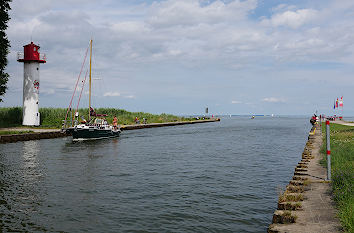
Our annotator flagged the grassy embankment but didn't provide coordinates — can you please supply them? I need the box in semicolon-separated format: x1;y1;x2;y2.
321;123;354;232
0;107;195;128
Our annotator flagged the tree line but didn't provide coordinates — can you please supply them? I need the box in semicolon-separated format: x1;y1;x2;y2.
0;0;11;102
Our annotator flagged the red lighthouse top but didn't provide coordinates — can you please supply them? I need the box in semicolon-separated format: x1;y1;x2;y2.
17;42;46;63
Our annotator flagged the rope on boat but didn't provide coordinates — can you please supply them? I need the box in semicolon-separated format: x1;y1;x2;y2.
76;69;88;115
64;43;90;123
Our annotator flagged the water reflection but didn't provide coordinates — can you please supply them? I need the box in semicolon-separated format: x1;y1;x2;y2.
0;140;47;232
20;140;44;209
22;140;40;170
21;140;44;192
112;138;120;154
63;137;119;151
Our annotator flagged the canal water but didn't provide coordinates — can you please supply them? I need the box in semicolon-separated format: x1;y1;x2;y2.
0;117;311;232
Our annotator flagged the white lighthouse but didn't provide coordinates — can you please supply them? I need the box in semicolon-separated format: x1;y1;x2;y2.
17;42;46;126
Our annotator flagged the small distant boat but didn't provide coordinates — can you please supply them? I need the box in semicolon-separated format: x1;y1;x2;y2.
63;40;121;140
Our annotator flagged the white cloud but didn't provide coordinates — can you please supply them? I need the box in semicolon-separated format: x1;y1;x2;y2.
262;9;318;29
111;21;147;34
4;0;354;115
231;100;242;104
148;0;257;28
41;88;55;95
271;4;297;13
124;95;136;99
262;97;286;103
103;92;121;97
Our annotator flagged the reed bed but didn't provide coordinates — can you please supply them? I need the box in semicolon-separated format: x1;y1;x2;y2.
0;107;22;127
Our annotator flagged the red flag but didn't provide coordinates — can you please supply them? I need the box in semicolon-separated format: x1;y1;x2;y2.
336;98;339;108
339;96;343;107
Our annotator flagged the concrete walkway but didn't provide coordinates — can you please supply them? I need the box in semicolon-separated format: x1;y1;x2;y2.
268;126;342;232
0;127;61;133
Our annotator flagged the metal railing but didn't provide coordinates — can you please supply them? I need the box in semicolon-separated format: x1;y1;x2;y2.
17;52;47;61
40;53;47;61
17;52;24;60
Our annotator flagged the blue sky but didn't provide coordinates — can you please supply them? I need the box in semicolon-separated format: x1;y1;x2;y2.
2;0;354;116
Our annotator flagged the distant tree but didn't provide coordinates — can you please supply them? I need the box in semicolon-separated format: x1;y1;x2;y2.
0;0;11;102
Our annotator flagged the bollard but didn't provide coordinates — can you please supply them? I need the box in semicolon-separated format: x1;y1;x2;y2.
326;120;331;181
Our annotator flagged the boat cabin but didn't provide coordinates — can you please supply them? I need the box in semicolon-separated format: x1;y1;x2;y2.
89;117;109;126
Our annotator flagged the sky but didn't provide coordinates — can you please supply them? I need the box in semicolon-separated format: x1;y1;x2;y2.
2;0;354;116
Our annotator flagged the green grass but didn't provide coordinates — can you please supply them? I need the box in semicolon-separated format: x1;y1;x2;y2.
282;211;298;223
0;107;198;128
278;192;304;202
321;124;354;232
0;130;34;135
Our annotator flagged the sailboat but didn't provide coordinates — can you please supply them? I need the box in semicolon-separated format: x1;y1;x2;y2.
63;39;121;140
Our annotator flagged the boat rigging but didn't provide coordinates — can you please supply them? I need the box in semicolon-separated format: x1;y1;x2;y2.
63;39;121;140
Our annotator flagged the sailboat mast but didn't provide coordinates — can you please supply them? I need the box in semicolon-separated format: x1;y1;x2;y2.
88;39;92;121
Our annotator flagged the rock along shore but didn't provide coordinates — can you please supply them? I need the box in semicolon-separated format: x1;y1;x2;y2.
120;118;220;130
0;118;220;143
268;124;342;233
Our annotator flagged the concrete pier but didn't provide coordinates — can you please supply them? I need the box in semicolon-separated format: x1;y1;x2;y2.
121;118;220;130
268;124;342;233
0;130;66;143
0;118;220;143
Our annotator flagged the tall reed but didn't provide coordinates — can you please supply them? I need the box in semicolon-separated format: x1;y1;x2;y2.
0;107;22;127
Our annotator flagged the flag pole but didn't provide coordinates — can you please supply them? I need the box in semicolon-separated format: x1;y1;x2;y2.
342;97;344;120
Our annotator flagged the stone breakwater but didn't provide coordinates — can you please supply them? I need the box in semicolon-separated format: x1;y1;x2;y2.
120;118;220;130
0;119;220;143
267;124;341;233
0;131;66;143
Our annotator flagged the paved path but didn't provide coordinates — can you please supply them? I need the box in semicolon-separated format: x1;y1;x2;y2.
0;127;61;133
268;126;342;232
